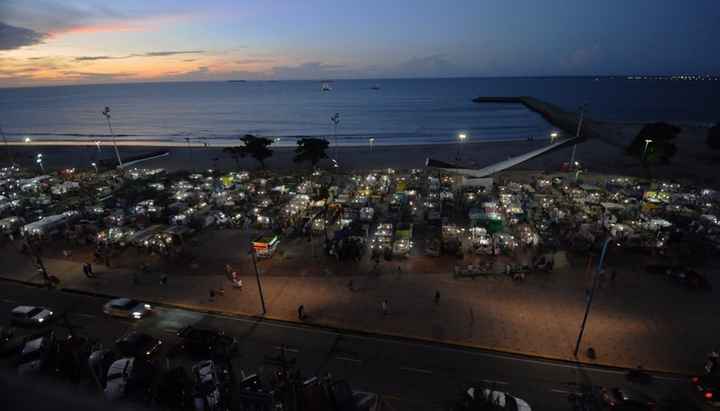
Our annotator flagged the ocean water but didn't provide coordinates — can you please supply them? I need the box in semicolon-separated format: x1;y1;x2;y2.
0;78;718;147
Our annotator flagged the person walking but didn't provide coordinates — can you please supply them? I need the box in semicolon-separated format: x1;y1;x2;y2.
434;290;440;304
160;274;167;285
209;289;215;302
381;299;388;316
87;262;95;278
298;305;305;320
82;263;91;278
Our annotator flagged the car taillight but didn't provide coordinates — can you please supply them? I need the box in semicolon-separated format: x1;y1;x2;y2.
705;391;714;400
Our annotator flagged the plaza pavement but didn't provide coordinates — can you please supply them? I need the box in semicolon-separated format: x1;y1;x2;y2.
1;237;717;375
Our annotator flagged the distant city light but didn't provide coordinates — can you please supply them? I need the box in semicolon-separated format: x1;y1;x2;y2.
24;137;31;143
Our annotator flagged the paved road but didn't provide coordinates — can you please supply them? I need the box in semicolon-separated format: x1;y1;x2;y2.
0;282;706;410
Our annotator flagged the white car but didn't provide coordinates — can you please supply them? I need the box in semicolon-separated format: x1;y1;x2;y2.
11;306;54;326
103;298;152;319
466;387;532;411
18;332;54;375
104;358;134;400
192;360;222;411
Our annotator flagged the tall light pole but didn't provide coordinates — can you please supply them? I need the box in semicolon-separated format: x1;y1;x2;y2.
95;141;102;152
570;105;586;166
102;106;123;168
36;153;44;172
250;247;267;315
331;112;340;158
457;132;467;161
574;237;612;357
642;139;653;162
91;162;98;173
369;137;375;152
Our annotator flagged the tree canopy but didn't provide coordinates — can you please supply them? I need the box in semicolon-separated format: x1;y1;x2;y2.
626;122;681;164
225;134;273;168
293;137;329;168
707;123;720;150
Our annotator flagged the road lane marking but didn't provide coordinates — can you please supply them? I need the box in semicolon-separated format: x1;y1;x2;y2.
482;379;509;385
275;346;299;353
336;356;362;363
551;389;572;394
399;366;432;375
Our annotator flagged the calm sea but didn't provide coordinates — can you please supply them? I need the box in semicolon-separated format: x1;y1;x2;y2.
0;77;718;146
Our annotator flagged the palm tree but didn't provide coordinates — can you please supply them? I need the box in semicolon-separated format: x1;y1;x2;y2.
239;134;274;168
293;137;329;168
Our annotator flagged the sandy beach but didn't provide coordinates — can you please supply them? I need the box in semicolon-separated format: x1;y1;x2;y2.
3;120;718;186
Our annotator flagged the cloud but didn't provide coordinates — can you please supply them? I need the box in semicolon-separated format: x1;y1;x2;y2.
270;62;345;79
0;21;46;50
61;70;134;80
235;58;274;65
73;50;205;62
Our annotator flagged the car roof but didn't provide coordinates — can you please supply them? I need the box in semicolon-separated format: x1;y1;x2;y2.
22;337;45;354
110;298;138;308
614;387;654;402
12;306;36;314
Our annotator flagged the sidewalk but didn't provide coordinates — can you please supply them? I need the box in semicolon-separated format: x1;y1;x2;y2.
2;242;717;374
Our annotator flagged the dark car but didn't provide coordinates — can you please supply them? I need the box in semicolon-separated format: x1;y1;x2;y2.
115;332;163;358
176;326;237;357
601;387;656;410
691;374;720;407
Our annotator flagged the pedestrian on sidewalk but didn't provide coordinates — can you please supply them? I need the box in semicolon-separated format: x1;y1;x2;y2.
381;299;388;316
160;274;167;285
298;304;305;320
225;264;233;279
434;290;440;304
82;263;90;278
209;289;215;302
87;262;95;278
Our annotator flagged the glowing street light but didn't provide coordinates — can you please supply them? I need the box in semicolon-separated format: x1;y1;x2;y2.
575;169;583;182
456;132;468;161
24;137;31;143
95;141;102;151
101;106;123;167
35;153;44;172
550;131;559;143
91;162;98;173
369;137;375;152
642;138;653;161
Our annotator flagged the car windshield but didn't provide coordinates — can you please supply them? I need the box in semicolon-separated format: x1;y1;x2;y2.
27;307;43;317
115;299;139;309
505;395;519;411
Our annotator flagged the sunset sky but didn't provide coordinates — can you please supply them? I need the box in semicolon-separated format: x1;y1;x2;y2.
1;0;719;87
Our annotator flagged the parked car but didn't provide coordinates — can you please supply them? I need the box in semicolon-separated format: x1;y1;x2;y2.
17;331;55;375
10;305;54;326
53;335;95;380
600;387;656;410
462;386;532;410
0;326;25;357
89;349;117;387
176;326;238;357
115;332;163;358
692;375;720;407
104;358;135;400
192;360;224;411
102;298;152;319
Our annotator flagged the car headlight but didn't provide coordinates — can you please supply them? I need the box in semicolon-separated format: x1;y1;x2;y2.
48;311;53;316
143;304;151;309
132;312;142;318
37;318;44;323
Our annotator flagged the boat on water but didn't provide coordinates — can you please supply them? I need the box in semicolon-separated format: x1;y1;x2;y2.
321;81;333;92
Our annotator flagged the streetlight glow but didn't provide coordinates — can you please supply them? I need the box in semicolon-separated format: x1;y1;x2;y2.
458;133;467;141
642;138;653;161
24;137;31;143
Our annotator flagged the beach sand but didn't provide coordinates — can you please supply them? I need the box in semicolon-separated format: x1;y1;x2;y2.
3;121;718;186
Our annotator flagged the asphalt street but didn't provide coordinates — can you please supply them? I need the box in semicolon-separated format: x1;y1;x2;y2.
0;282;708;410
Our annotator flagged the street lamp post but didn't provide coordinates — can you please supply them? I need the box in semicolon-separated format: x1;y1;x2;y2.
101;106;123;168
36;153;44;172
24;137;31;143
569;104;587;166
642;139;653;162
574;237;612;357
250;248;267;315
369;137;375;152
91;162;98;173
550;131;559;144
457;133;467;161
331;112;340;159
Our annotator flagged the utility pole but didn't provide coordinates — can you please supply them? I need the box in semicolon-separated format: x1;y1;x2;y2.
574;237;612;357
250;248;267;315
569;104;586;167
102;106;123;168
331;113;340;160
